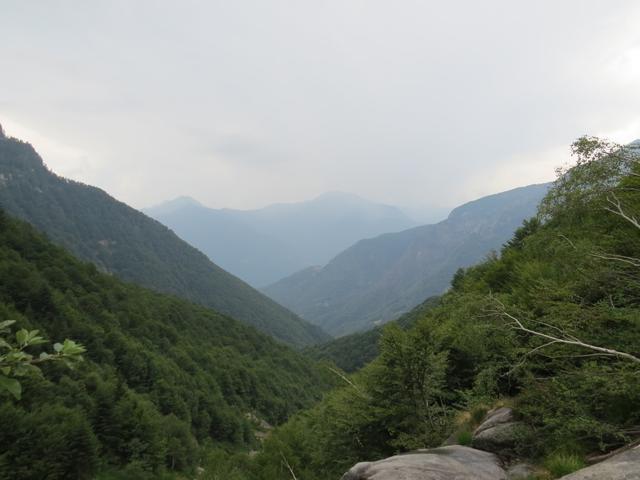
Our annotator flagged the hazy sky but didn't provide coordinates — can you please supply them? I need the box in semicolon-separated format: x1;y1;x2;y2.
2;1;640;213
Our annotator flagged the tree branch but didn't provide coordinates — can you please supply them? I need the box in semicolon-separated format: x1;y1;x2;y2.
499;308;640;364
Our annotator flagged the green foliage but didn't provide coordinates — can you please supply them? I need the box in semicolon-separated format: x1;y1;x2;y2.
0;211;335;478
456;430;473;446
199;448;253;480
0;402;98;480
305;296;440;372
247;318;457;479
246;138;640;478
0;134;328;347
265;183;548;336
2;134;639;479
0;319;85;399
544;453;585;478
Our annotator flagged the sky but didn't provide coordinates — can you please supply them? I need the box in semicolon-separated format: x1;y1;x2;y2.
1;1;640;215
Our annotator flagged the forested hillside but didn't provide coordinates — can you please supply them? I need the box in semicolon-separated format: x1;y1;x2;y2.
0;133;328;347
304;296;440;372
214;138;640;479
0;210;335;479
265;183;550;336
145;192;416;287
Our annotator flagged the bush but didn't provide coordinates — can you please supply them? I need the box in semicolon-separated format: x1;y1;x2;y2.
544;453;585;478
470;405;489;425
456;430;473;446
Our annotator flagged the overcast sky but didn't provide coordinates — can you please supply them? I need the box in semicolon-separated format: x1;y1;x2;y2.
1;1;640;214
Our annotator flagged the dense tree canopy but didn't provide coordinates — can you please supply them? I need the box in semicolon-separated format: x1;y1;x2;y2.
0;211;335;479
0;134;329;347
241;138;640;479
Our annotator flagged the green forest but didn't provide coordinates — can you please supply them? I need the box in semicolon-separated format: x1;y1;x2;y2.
0;210;336;479
202;138;640;479
0;135;328;348
2;136;640;480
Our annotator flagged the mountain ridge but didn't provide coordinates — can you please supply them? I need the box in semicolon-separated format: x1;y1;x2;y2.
144;190;418;286
0;208;336;477
0;134;328;347
264;182;551;336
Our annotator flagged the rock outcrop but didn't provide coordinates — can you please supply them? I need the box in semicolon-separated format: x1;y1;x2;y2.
506;462;538;479
559;446;640;479
471;407;528;456
342;407;640;479
340;445;506;480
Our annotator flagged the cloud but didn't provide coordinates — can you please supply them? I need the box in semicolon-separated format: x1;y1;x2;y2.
1;0;640;211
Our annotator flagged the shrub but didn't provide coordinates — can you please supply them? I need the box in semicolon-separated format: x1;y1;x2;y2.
544;453;584;478
456;430;473;446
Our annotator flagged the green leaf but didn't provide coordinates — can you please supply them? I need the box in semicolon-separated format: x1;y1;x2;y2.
27;335;46;346
0;374;21;400
0;338;11;350
25;330;45;346
12;363;38;377
61;339;86;356
0;320;16;331
53;343;63;353
15;329;28;346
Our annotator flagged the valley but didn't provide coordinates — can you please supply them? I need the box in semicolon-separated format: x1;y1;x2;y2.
2;3;640;478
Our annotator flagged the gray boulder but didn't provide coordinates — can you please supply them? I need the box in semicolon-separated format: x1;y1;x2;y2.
341;445;506;480
472;422;527;454
475;408;516;435
507;462;538;479
559;446;640;479
471;407;529;455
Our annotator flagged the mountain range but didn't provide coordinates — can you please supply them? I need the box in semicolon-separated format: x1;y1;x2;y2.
0;131;328;347
144;192;417;287
263;183;551;336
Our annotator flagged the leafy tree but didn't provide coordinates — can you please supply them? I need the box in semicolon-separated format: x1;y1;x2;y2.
0;319;85;399
247;137;640;477
0;210;335;478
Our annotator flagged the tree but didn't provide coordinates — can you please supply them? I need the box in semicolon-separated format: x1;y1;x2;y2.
494;137;640;368
0;319;85;399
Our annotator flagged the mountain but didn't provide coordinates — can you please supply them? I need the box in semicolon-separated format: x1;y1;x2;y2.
264;183;551;336
244;139;640;480
0;209;335;478
0;132;328;347
144;191;417;286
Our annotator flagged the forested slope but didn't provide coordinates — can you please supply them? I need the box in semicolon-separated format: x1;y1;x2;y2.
0;132;328;347
304;296;440;372
239;138;640;479
0;211;335;479
265;183;549;336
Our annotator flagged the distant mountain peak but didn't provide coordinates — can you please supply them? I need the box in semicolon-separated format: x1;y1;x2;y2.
313;191;365;202
164;195;203;207
263;182;551;336
145;196;204;215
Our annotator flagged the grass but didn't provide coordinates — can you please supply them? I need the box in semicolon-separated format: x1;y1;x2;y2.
456;430;473;446
470;405;489;425
544;453;585;478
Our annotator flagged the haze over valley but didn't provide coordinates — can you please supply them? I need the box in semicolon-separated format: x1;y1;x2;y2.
144;191;418;287
2;2;640;479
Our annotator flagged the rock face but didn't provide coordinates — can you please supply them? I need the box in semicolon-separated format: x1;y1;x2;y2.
559;446;640;479
475;408;515;435
341;445;506;480
472;407;527;456
506;462;538;479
